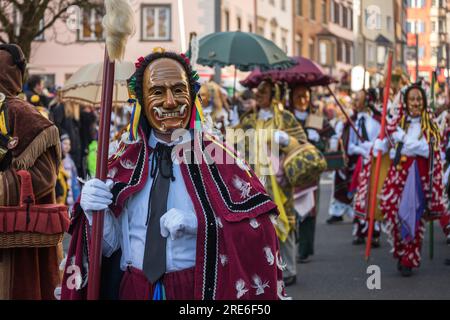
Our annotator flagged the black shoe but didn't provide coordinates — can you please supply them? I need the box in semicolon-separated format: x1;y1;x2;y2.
352;237;365;245
397;260;402;271
445;258;450;266
326;216;343;224
297;255;311;264
446;235;450;245
371;237;381;248
283;276;297;287
400;265;413;277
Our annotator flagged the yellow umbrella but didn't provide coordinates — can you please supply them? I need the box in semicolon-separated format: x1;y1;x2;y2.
61;61;135;107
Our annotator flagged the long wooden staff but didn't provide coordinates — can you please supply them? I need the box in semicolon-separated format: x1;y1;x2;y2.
327;85;364;142
429;71;437;260
365;51;393;261
87;0;135;300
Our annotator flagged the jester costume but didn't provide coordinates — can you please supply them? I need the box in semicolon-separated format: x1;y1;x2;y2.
0;44;62;299
61;51;286;300
380;85;445;273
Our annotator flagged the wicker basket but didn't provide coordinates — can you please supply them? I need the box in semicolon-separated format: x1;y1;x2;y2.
0;170;69;249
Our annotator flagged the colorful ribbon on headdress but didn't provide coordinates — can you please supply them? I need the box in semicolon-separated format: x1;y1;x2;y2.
128;97;141;141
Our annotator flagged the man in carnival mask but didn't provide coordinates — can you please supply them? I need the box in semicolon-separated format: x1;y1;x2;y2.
61;49;287;300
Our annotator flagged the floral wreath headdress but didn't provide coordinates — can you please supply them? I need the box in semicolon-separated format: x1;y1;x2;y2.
126;47;205;141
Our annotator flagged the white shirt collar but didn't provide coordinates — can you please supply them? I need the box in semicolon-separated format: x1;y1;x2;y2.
357;111;370;120
149;129;193;148
258;108;273;121
294;110;308;121
407;116;421;124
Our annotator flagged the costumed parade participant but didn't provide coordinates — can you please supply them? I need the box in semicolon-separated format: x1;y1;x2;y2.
237;79;312;286
327;105;358;224
0;44;64;299
348;89;390;247
380;84;445;277
198;81;231;136
61;49;287;300
289;85;333;263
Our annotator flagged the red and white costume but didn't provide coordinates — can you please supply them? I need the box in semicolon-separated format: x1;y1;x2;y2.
381;114;445;268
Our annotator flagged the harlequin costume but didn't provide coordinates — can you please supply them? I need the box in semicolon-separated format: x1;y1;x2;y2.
61;51;287;300
0;44;62;299
380;84;445;275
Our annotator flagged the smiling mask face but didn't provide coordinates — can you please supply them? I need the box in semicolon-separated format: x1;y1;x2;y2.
142;58;192;134
406;88;424;118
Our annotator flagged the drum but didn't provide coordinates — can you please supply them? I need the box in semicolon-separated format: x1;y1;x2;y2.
283;142;327;189
323;150;347;171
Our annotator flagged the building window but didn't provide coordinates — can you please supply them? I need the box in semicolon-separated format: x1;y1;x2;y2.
34;20;45;41
237;17;242;31
334;1;340;24
296;35;303;56
224;10;230;31
337;40;342;62
319;41;331;65
269;0;275;5
342;6;348;28
347;43;353;64
322;1;327;23
407;0;425;8
365;6;382;30
309;38;315;59
282;36;287;52
418;46;425;60
349;8;353;30
296;0;303;16
79;7;105;41
281;0;286;11
13;8;45;41
142;5;171;41
387;16;393;32
310;0;315;20
249;23;253;33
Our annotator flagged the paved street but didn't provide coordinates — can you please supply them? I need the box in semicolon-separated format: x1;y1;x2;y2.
286;175;450;300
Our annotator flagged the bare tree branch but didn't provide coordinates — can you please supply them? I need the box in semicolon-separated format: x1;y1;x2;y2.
0;0;95;59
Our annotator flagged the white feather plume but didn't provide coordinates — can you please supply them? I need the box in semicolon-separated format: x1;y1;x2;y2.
103;0;136;61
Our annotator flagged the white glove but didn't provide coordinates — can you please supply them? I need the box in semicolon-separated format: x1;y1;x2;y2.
160;208;198;241
403;139;430;158
273;130;290;147
444;166;450;186
307;129;320;143
329;138;339;152
360;141;374;152
389;148;396;160
80;178;114;219
392;127;406;144
373;138;388;155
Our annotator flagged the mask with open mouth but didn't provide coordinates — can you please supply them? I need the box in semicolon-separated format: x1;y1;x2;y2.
143;58;192;134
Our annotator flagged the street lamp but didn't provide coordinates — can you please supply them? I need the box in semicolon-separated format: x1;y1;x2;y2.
375;34;392;70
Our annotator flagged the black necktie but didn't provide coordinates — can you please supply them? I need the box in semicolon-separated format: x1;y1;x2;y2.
142;142;175;284
359;117;369;142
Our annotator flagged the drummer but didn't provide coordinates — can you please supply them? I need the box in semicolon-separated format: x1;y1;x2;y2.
289;84;334;263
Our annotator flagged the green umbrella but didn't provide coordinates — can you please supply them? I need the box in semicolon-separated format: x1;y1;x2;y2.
196;31;294;72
